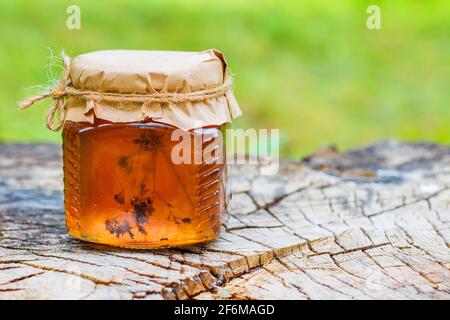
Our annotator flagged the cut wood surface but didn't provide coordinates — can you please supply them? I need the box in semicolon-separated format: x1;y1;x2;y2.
0;141;449;300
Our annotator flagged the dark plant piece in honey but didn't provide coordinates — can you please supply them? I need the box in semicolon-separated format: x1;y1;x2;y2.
133;132;162;151
105;218;134;239
139;182;149;196
131;196;154;235
113;191;125;205
118;156;132;173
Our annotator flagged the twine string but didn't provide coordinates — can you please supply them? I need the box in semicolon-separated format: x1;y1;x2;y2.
19;53;232;131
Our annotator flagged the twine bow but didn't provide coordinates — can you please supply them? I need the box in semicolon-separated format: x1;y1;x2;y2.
19;54;71;131
19;52;233;131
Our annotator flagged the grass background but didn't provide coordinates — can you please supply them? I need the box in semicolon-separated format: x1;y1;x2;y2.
0;0;449;157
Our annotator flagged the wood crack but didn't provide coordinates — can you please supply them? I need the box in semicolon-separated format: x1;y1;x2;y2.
1;141;449;299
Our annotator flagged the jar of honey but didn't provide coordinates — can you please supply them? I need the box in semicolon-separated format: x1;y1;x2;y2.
21;49;241;248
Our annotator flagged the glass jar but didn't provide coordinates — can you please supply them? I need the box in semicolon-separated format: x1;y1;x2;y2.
63;119;229;247
21;49;241;248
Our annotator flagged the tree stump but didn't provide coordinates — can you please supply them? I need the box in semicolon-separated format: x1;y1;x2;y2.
0;141;449;300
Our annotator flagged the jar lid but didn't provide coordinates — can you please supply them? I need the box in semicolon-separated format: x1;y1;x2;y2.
66;49;241;130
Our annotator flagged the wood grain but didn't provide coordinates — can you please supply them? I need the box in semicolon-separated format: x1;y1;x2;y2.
0;141;449;299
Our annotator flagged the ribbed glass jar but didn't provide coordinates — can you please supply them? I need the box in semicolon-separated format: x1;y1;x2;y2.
62;119;229;248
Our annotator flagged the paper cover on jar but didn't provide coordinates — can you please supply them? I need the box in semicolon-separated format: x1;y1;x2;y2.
64;49;241;130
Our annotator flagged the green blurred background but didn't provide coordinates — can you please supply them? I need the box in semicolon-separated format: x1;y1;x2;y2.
1;0;449;157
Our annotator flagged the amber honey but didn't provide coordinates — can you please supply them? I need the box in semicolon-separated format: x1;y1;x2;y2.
62;120;228;248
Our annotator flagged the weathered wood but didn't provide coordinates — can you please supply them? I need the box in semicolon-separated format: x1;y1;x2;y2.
0;141;449;300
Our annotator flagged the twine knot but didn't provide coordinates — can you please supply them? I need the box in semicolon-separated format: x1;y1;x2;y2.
51;91;66;99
